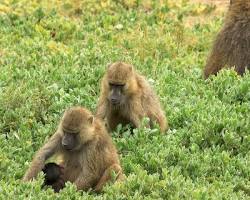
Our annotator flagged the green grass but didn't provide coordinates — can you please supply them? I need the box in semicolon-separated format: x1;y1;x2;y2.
0;0;249;199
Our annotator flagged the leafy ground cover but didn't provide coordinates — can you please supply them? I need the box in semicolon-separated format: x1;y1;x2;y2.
0;0;249;199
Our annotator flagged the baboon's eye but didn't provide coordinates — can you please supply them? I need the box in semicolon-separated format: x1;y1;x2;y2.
116;84;125;90
72;132;79;136
109;83;125;88
63;131;79;135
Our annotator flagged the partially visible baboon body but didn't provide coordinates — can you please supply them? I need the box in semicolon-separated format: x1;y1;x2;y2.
204;0;250;79
22;106;124;192
96;62;168;133
42;162;65;192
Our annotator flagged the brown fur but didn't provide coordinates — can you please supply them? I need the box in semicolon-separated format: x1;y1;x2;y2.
22;106;124;192
96;62;168;133
204;0;250;79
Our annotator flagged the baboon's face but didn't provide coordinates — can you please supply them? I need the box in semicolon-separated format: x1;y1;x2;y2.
61;129;80;151
108;82;126;106
106;62;134;106
61;107;95;150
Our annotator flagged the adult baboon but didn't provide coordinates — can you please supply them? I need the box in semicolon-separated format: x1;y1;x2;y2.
23;107;124;192
96;62;168;133
204;0;250;78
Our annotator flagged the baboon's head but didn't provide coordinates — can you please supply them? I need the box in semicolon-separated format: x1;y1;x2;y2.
105;62;138;107
61;107;95;151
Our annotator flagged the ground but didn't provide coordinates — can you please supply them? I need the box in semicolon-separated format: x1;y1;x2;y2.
186;0;229;26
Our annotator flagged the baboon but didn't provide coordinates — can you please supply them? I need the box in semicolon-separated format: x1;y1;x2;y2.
96;62;168;133
204;0;250;79
22;106;124;192
42;163;65;192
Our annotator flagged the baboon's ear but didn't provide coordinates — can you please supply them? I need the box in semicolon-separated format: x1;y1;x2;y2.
128;64;133;72
107;63;112;69
88;116;94;124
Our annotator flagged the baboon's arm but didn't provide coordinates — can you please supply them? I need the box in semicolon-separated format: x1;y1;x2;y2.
129;97;146;128
22;132;62;181
96;99;107;119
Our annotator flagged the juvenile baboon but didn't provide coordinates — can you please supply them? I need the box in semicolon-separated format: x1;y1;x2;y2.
23;106;124;192
42;162;65;192
96;62;168;133
204;0;250;79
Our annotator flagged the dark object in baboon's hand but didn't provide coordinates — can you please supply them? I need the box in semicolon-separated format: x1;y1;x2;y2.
96;62;168;133
204;0;250;79
22;106;124;192
42;163;65;192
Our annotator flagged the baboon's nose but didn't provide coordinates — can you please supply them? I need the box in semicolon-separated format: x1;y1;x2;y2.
111;98;119;105
62;142;73;151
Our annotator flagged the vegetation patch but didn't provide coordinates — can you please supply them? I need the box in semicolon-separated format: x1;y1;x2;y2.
0;0;249;199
